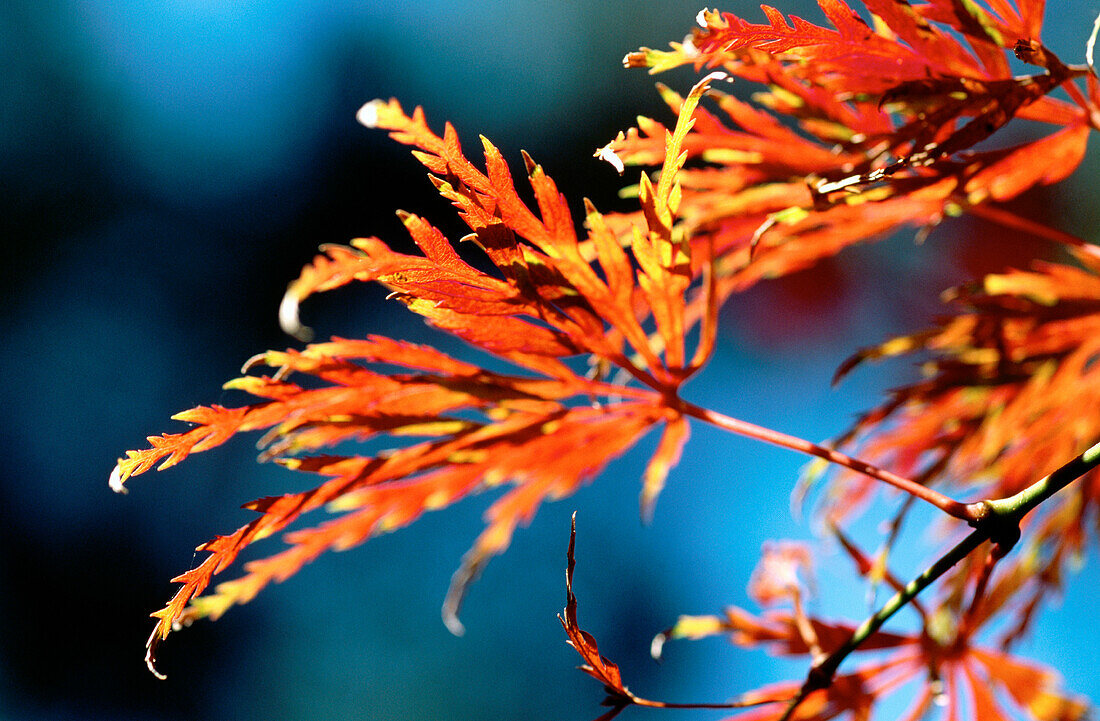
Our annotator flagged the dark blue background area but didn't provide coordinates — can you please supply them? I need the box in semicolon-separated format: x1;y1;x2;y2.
4;2;1099;719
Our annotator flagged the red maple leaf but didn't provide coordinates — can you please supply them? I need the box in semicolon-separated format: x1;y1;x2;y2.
114;75;728;675
618;0;1095;305
113;5;1100;711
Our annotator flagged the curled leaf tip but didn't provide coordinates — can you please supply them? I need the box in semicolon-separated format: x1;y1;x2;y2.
442;609;466;637
1088;11;1100;76
146;656;166;680
442;557;482;637
145;630;167;680
278;288;312;342
355;99;385;129
595;139;626;175
650;631;668;660
239;352;268;374
109;463;127;494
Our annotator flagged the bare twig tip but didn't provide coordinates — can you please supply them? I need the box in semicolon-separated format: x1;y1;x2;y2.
279;289;313;342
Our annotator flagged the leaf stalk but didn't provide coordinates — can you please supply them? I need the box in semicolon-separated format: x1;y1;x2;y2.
678;400;974;520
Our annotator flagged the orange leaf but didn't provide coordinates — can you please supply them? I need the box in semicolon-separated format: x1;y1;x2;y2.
964;123;1091;204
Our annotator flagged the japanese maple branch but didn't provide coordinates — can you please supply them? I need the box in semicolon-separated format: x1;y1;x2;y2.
676;399;974;521
778;439;1100;721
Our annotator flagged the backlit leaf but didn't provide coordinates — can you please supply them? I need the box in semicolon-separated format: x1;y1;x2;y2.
117;88;736;671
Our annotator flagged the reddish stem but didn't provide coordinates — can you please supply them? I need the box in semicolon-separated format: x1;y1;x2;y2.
678;400;974;521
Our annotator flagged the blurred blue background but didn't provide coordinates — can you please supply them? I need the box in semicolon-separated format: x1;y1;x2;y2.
3;1;1099;719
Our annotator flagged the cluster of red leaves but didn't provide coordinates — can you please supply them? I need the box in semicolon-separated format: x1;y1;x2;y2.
829;248;1100;509
617;0;1097;301
115;0;1100;717
551;1;1100;719
806;246;1100;647
114;74;728;674
644;537;1089;721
